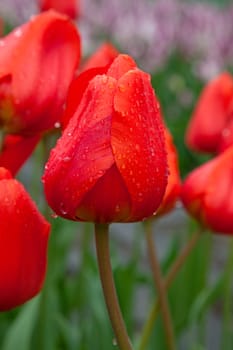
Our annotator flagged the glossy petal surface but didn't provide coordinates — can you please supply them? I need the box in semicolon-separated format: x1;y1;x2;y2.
186;73;233;153
44;75;117;220
181;146;233;234
0;11;81;134
0;134;41;175
0;169;50;310
112;69;167;221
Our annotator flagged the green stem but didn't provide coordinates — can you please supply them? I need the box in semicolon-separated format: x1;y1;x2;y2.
0;129;5;152
94;223;133;350
144;221;176;350
138;229;202;350
221;237;233;350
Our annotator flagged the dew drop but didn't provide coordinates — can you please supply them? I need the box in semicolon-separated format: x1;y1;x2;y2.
63;156;71;162
60;203;68;215
112;338;117;346
14;29;22;37
54;122;61;128
115;205;120;213
51;213;58;218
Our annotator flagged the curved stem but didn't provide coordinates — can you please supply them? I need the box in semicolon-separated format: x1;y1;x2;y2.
144;221;176;350
138;229;202;350
94;223;133;350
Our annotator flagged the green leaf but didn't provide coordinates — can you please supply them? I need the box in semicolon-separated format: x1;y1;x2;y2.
2;296;40;350
189;276;225;324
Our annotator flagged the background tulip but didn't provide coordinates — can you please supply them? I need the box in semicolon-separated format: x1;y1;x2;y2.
181;145;233;234
156;127;181;217
0;10;81;135
39;0;80;20
0;167;50;311
80;42;119;72
43;54;168;223
0;133;41;176
62;43;118;128
185;72;233;154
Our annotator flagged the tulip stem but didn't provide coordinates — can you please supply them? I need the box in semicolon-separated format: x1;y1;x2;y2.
138;228;202;350
144;220;176;350
0;130;5;152
94;223;133;350
221;237;233;349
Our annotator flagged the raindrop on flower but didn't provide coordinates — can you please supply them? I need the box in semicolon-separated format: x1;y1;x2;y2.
14;29;22;38
63;156;71;162
54;122;61;128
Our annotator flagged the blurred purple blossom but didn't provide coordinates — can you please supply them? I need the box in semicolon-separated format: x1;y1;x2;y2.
0;0;233;80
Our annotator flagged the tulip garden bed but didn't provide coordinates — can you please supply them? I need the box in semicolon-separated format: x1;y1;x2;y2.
0;1;233;350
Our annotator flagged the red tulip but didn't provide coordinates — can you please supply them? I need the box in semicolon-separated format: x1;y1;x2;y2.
185;72;233;153
43;54;168;223
39;0;80;20
0;11;81;136
0;134;41;176
0;167;50;310
156;127;181;217
181;145;233;234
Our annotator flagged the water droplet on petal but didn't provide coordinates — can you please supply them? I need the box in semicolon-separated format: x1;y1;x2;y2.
54;122;61;128
63;156;71;162
14;29;23;38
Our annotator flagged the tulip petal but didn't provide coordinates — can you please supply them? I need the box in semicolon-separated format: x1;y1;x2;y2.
204;147;233;233
80;42;118;72
107;54;137;80
111;69;167;221
186;73;233;153
44;75;117;219
0;177;50;310
0;134;41;176
62;66;109;128
0;11;81;134
76;164;131;222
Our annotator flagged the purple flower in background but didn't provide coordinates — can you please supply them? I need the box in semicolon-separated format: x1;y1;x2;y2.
0;0;37;24
0;0;232;80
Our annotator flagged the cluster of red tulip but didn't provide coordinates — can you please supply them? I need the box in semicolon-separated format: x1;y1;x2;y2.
184;72;233;233
0;0;232;349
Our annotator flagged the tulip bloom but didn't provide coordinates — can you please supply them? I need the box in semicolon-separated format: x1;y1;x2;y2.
0;134;41;176
39;0;80;20
43;54;168;223
0;167;50;310
185;72;233;153
156;127;181;216
0;11;81;136
181;145;233;234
